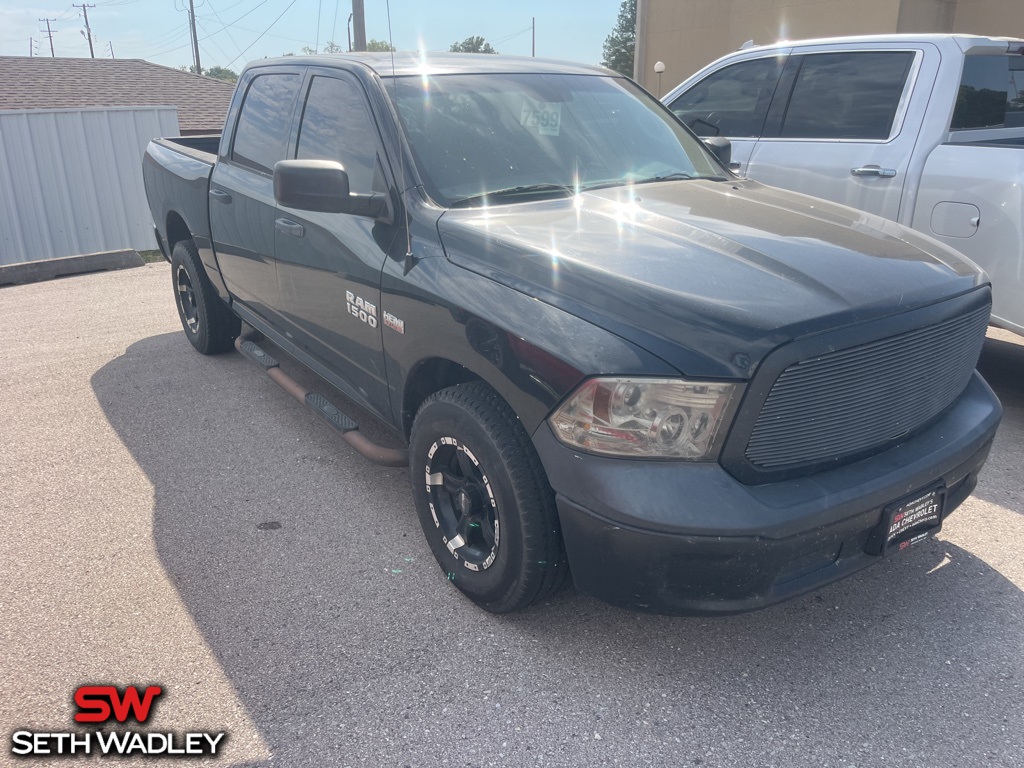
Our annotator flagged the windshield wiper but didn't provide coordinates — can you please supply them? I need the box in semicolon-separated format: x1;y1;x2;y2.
633;172;727;184
580;172;727;192
450;183;575;208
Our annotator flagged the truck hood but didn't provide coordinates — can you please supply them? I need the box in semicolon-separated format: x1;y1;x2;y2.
436;179;984;378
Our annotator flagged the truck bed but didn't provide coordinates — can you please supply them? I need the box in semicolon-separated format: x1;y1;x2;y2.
157;135;220;163
142;135;220;268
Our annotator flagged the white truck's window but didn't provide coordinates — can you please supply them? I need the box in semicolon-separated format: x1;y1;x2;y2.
296;76;379;193
667;57;784;138
951;55;1024;130
231;74;300;174
779;52;914;140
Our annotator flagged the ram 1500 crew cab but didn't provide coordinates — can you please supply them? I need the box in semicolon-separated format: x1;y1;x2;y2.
143;54;1001;615
665;34;1024;335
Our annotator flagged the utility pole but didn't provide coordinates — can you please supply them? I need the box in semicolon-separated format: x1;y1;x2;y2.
74;4;96;58
39;18;56;57
29;38;34;57
532;17;535;57
108;41;115;59
187;0;202;74
351;0;366;52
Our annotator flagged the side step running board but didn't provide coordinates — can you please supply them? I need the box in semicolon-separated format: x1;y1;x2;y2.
235;332;408;468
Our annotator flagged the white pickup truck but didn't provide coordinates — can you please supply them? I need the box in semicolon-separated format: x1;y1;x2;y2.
664;34;1024;334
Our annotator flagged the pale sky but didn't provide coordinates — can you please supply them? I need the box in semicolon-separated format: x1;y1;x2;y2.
0;0;626;71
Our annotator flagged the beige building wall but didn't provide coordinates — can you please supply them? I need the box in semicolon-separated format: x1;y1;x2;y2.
636;0;1024;95
952;0;1024;36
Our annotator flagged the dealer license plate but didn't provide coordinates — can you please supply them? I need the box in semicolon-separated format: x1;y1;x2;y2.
867;487;945;556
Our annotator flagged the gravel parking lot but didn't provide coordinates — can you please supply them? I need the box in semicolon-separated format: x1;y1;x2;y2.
1;263;1022;767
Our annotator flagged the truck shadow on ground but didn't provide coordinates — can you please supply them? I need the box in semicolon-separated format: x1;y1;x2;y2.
92;332;1024;766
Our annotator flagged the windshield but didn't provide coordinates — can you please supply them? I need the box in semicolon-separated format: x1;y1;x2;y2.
388;72;726;207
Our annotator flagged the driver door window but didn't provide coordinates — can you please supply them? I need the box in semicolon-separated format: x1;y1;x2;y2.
667;56;784;173
668;57;784;139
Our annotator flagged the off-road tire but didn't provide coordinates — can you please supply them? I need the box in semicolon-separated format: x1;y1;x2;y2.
410;381;568;613
170;239;240;354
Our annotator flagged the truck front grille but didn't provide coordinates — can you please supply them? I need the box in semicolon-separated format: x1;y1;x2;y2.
744;303;989;472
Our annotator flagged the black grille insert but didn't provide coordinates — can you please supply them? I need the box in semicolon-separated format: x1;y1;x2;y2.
744;304;989;471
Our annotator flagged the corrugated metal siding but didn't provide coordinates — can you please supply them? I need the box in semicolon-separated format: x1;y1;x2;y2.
0;105;179;265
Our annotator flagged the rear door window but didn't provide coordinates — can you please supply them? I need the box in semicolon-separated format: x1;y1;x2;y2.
778;51;914;140
667;57;784;138
231;73;301;173
951;54;1024;130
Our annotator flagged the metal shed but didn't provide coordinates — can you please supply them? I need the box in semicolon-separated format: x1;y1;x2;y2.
0;105;179;266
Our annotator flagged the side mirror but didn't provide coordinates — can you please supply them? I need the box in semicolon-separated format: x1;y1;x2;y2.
274;159;351;213
274;159;390;219
702;137;732;169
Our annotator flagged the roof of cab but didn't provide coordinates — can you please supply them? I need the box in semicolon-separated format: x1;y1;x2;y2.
731;32;1024;56
246;52;612;78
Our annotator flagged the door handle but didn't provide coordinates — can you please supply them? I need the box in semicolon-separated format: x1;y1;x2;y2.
850;166;897;178
209;189;233;203
275;218;305;238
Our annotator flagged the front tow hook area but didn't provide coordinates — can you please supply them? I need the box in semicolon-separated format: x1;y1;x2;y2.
234;331;409;468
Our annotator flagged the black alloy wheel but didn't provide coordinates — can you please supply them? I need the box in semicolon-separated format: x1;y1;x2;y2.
425;436;500;571
410;381;568;613
169;239;240;354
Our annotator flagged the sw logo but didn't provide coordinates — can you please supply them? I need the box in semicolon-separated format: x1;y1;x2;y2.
9;684;226;759
74;685;163;723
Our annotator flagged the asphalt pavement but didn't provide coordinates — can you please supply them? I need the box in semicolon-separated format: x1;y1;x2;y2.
1;263;1021;767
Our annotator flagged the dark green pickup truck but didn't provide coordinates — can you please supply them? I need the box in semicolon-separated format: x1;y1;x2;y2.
143;53;1001;615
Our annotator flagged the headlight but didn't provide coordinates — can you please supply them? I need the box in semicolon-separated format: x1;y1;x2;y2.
548;377;742;460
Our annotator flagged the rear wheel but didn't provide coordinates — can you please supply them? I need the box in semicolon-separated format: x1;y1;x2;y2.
170;239;239;354
410;382;568;613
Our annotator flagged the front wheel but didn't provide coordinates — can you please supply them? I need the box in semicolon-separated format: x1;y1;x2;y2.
410;382;568;613
170;239;239;354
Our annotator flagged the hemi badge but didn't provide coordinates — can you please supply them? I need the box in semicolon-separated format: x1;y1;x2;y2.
383;310;405;334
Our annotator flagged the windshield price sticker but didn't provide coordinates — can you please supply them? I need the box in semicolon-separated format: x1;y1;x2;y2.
520;99;562;136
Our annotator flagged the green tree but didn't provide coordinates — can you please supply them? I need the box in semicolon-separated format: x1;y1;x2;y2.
449;36;497;54
177;64;237;81
601;0;636;76
367;38;396;52
302;40;346;54
204;65;238;82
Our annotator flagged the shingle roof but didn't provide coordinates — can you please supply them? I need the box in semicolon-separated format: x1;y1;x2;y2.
0;57;234;133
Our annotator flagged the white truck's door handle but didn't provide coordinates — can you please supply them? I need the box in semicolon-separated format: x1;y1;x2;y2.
851;166;897;178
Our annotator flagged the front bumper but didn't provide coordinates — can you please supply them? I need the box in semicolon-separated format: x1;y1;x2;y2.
533;372;1001;615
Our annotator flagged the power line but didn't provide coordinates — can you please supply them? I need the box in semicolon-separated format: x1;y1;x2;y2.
194;17;313;45
492;24;534;47
111;25;190;59
141;0;292;62
53;4;78;23
195;19;233;65
204;0;244;58
226;0;299;68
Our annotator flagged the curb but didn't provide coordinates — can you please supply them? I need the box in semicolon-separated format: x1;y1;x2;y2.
0;250;145;287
